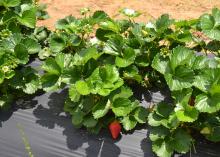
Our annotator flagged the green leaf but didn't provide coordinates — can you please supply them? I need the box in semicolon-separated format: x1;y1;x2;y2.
152;139;173;157
172;88;192;105
23;78;40;94
193;68;220;92
99;64;120;83
212;8;220;25
92;10;109;22
0;0;20;7
41;74;59;92
112;86;133;101
121;116;137;131
200;9;220;40
69;85;81;102
123;65;142;83
79;96;95;113
168;112;180;128
11;67;41;94
100;20;120;33
98;84;120;96
64;98;78;114
86;65;123;95
156;14;173;32
18;7;37;28
55;16;76;30
22;38;41;54
115;47;136;67
42;58;61;75
209;84;220;96
2;10;17;24
170;129;192;153
193;73;211;92
176;31;193;43
73;47;100;65
148;109;176;128
0;33;22;50
172;89;199;122
75;80;90;95
112;98;138;117
135;55;149;67
149;126;170;141
192;55;218;70
38;48;52;60
92;99;111;119
55;53;72;71
49;34;66;53
14;44;29;64
133;107;149;123
170;46;194;71
195;94;220;113
103;36;123;55
165;66;194;91
152;53;170;75
34;27;48;41
70;34;81;46
156;102;173;118
148;112;167;127
175;105;199;122
96;28;116;41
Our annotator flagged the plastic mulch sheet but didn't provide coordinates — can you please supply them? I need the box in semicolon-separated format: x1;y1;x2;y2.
0;60;219;157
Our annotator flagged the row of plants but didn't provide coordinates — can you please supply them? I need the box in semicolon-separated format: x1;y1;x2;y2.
0;0;50;108
1;1;220;156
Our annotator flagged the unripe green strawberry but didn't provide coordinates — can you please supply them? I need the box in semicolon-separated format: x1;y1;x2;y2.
109;120;121;139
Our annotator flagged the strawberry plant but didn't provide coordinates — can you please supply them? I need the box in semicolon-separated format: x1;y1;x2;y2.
38;8;220;156
0;0;48;109
40;10;151;133
1;2;220;156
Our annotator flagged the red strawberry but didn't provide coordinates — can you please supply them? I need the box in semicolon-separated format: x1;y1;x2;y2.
109;120;121;139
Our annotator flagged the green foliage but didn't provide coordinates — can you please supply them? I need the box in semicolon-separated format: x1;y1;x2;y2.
0;0;46;110
1;4;220;157
199;8;220;40
40;8;220;157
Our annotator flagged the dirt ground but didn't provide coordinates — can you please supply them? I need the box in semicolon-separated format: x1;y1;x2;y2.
37;0;220;29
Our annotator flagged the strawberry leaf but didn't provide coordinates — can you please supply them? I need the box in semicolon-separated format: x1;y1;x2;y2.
121;116;137;131
75;80;90;95
92;99;111;119
112;98;139;117
170;128;192;153
195;93;220;113
152;139;173;157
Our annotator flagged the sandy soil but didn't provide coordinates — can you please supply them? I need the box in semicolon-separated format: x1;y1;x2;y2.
37;0;220;29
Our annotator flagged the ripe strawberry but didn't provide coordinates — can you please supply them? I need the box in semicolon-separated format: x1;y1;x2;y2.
109;120;121;139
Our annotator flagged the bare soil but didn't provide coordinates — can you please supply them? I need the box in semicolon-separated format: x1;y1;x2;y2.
38;0;220;29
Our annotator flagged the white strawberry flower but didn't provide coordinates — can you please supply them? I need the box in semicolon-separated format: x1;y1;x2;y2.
124;8;136;16
89;37;99;45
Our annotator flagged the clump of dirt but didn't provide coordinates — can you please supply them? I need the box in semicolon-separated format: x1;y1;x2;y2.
38;0;220;29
